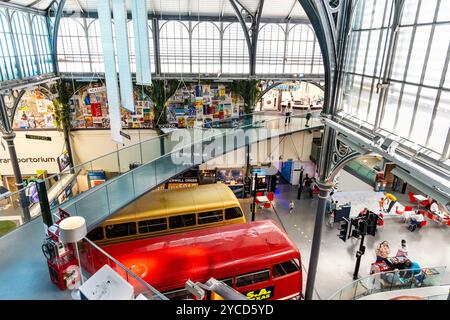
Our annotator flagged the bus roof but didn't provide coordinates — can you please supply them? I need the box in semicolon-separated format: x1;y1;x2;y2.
102;220;300;291
103;183;241;225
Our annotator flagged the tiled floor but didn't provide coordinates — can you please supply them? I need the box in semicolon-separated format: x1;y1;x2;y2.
240;170;450;300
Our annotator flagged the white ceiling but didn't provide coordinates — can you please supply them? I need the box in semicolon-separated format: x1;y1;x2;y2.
6;0;308;20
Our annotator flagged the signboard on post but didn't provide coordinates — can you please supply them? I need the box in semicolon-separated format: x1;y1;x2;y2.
120;131;131;140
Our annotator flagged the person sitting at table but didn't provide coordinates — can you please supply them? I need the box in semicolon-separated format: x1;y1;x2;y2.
358;207;369;217
381;269;404;286
375;241;390;262
429;200;444;222
401;261;425;286
408;211;424;231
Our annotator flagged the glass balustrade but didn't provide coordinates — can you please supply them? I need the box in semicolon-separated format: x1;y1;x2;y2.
79;237;168;300
329;266;448;300
0;111;322;237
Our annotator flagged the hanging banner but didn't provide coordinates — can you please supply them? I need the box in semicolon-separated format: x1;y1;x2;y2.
112;0;135;112
98;0;123;144
132;0;152;85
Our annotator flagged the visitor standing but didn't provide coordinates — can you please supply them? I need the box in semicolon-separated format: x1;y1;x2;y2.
378;197;385;212
305;105;312;127
285;102;293;125
396;240;408;257
309;178;317;198
289;200;295;214
384;192;398;213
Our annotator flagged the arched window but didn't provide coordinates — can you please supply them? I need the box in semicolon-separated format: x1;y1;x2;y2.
32;15;53;75
0;9;18;81
255;24;285;75
285;24;321;75
11;11;37;78
57;18;90;73
159;21;190;74
222;23;249;75
191;22;220;74
87;19;103;73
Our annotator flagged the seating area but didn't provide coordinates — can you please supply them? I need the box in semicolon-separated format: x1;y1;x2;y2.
255;191;275;209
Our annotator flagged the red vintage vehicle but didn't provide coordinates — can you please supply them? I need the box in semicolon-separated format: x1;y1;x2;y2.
96;220;302;300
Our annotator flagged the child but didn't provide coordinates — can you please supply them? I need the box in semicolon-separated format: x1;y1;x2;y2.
289;200;295;214
396;239;408;257
378;197;385;212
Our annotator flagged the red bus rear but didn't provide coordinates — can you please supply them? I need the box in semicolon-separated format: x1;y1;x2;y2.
99;220;302;300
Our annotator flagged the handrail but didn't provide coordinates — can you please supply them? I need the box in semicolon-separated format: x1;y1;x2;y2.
328;265;447;300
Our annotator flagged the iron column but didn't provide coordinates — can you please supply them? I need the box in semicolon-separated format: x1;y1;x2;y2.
297;167;304;200
2;133;31;222
304;181;332;300
353;233;366;280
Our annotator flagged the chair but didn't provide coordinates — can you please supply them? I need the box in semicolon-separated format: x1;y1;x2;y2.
267;192;274;202
420;200;429;207
263;202;271;209
408;193;418;204
395;206;404;215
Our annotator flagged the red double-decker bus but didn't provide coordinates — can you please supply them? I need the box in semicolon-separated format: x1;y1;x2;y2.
100;220;302;300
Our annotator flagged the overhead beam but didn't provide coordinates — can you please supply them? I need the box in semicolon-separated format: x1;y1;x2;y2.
220;0;226;19
0;1;47;15
286;0;297;20
0;75;60;94
234;0;252;15
59;72;325;82
27;0;44;8
74;0;85;13
57;11;310;24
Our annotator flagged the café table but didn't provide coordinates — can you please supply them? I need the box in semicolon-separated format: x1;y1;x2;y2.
413;194;427;202
256;196;269;203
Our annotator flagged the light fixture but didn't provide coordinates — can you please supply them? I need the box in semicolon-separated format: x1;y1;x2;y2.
59;216;87;300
